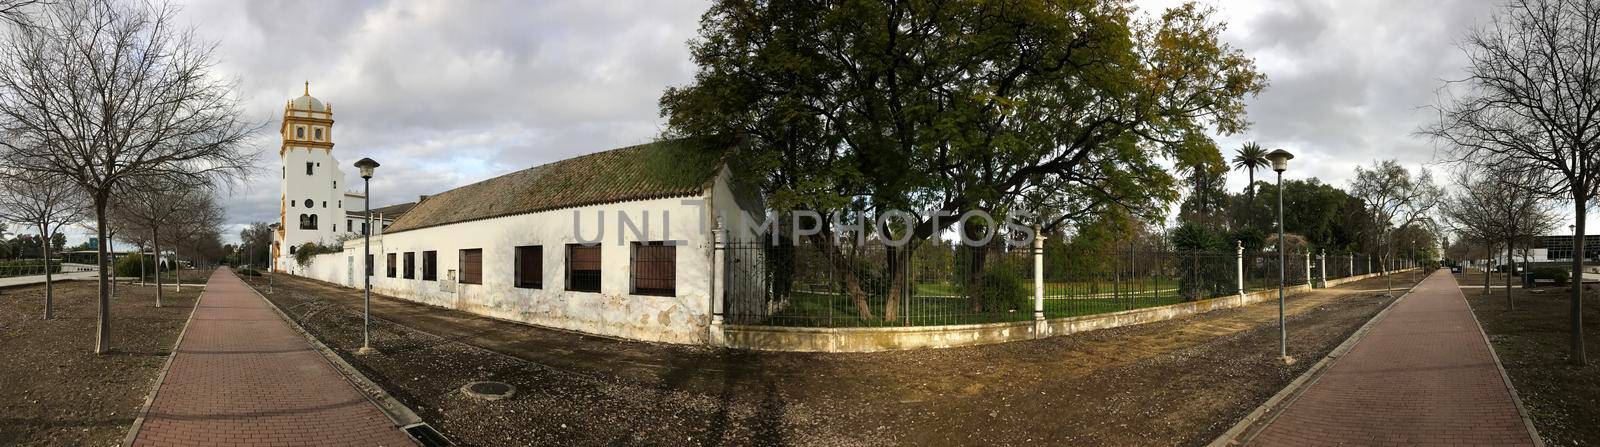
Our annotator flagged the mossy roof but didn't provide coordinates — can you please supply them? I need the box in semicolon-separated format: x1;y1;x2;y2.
381;138;729;234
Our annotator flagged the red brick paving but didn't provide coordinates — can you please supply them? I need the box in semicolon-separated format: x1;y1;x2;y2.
129;269;414;447
1249;270;1538;446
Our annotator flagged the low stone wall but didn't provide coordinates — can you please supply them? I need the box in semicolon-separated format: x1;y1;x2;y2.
717;269;1416;352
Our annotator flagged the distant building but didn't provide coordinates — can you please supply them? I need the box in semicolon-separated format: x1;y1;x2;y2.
271;83;413;272
1491;234;1600;264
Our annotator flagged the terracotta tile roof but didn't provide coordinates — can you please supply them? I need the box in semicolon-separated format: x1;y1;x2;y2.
381;138;730;234
368;202;415;218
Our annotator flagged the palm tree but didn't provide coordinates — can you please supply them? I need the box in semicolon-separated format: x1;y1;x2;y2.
1231;142;1269;200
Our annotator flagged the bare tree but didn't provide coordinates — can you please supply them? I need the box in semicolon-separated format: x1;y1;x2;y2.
1351;160;1444;292
162;189;223;293
111;176;201;307
1423;0;1600;364
0;169;84;318
238;222;272;270
1441;166;1559;309
0;0;255;353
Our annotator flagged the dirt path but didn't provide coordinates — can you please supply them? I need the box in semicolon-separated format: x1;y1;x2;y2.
1463;269;1600;446
259;271;1424;446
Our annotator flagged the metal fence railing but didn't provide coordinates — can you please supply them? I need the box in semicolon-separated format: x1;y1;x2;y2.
0;260;63;278
719;240;1396;328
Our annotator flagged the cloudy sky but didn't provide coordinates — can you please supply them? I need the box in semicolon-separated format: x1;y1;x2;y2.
161;0;1501;243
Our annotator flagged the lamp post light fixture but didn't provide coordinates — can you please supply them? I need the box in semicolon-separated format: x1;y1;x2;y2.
354;157;380;355
1265;148;1295;365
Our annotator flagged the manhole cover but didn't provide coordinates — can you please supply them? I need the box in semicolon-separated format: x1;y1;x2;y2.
461;381;516;400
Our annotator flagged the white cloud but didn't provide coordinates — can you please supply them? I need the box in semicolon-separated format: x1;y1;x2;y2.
145;0;1499;244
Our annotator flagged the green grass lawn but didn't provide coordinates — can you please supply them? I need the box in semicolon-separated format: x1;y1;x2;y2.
747;289;1189;327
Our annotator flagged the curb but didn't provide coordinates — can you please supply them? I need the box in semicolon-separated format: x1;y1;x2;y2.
120;275;206;447
242;271;431;445
1208;270;1429;447
1462;282;1547;447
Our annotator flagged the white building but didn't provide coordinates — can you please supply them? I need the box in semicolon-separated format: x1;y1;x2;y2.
272;84;412;273
290;137;764;344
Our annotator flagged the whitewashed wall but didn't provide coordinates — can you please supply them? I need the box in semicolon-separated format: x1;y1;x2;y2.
284;177;763;345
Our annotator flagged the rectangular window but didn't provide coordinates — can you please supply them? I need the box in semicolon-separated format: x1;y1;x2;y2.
459;249;483;284
366;254;373;276
306;162;313;175
347;219;353;231
514;245;542;289
403;252;416;279
386;253;396;278
631;242;676;296
422;251;437;281
566;244;601;292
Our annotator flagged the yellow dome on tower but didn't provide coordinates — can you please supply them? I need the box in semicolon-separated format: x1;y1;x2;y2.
287;81;329;113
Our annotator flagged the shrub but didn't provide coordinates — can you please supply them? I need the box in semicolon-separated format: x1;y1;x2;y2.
111;253;162;278
1531;267;1569;286
293;242;342;267
236;268;262;277
965;267;1029;313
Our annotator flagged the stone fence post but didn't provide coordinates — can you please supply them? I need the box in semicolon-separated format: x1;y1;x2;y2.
1034;225;1046;321
1236;240;1244;297
710;220;724;327
1318;250;1327;287
1304;253;1311;286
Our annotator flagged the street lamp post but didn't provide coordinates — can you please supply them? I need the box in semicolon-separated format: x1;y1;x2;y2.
1266;148;1295;364
355;157;380;355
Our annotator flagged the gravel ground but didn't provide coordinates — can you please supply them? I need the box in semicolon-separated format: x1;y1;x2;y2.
0;279;201;447
1460;270;1600;446
257;271;1424;446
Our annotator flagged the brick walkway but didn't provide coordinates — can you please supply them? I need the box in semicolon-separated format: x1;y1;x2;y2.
1249;270;1538;446
128;269;414;447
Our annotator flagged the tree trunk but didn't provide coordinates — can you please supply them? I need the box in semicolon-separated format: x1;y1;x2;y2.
40;222;52;320
174;249;182;292
1484;243;1492;296
810;234;873;320
153;228;162;308
1506;238;1514;311
93;194;110;354
881;245;905;322
1571;191;1587;365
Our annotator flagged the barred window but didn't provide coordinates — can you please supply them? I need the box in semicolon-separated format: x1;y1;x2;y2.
566;244;601;292
459;248;483;285
403;252;416;279
515;245;542;289
422;251;437;281
631;242;675;296
386;253;396;278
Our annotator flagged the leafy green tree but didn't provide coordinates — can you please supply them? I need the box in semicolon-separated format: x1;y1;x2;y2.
661;0;1265;319
1229;178;1369;254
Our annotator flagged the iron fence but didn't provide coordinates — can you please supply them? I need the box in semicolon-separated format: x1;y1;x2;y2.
0;260;63;278
719;240;1392;328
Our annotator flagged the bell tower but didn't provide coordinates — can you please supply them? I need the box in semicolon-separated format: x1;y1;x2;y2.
272;82;348;272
